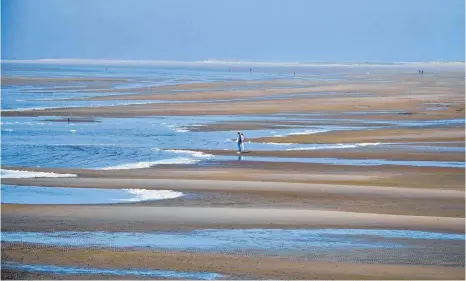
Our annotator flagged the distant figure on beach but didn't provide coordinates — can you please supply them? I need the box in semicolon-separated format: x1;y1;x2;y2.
67;118;70;123
249;68;252;74
236;132;245;153
229;68;231;72
294;72;296;76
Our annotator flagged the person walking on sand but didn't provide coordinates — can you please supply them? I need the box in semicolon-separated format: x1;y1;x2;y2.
236;132;244;154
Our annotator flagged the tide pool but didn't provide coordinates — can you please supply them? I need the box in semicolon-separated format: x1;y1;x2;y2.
1;185;183;204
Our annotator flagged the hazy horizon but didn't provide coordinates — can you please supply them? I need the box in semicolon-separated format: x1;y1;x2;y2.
2;0;465;62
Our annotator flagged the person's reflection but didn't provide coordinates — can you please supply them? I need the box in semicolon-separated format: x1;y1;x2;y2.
237;155;243;161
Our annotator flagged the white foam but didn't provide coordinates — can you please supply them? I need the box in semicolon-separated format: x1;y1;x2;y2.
286;142;381;151
188;124;207;127
263;142;295;146
2;107;56;112
166;124;189;133
120;189;183;202
100;157;199;170
165;149;213;158
2;129;14;132
1;169;77;178
273;129;329;137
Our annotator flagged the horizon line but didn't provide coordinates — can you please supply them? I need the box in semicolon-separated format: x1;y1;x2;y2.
1;58;465;67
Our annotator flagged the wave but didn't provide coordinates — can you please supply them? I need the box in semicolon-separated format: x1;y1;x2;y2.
273;129;329;137
166;124;190;133
120;189;183;202
1;169;77;178
2;107;56;112
100;157;199;170
164;149;213;158
262;142;295;146
286;142;381;151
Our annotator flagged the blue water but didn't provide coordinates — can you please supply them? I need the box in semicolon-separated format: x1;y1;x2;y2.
2;115;461;169
0;115;371;169
0;185;183;204
2;262;225;280
2;229;463;251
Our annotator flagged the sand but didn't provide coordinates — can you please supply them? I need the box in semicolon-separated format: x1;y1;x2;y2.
3;243;464;280
252;127;465;144
2;73;464;118
2;203;464;233
198;149;465;161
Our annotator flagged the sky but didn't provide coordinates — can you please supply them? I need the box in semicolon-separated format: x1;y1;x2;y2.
1;0;465;62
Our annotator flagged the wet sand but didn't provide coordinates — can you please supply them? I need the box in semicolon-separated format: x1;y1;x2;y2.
252;127;465;144
2;73;464;118
2;243;464;280
197;149;464;162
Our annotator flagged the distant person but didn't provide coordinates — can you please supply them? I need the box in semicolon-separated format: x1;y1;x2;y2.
249;68;252;74
67;118;70;123
229;68;231;72
236;132;245;154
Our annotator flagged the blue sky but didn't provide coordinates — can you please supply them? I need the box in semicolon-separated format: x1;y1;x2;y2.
2;0;464;62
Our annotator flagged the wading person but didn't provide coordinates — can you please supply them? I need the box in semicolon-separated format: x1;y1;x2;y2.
236;132;243;153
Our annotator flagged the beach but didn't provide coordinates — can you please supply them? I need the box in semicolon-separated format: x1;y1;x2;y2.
1;62;465;280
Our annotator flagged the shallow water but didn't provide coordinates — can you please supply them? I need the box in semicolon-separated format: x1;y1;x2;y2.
2;262;225;280
3;229;462;250
0;116;378;169
0;185;183;204
2;229;464;266
2;116;463;169
221;155;465;168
